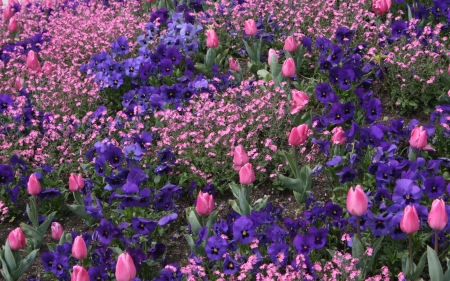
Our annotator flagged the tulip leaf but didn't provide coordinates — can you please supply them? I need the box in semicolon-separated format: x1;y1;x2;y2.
408;147;417;161
229;199;242;216
284;50;292;59
66;204;95;226
186;209;202;236
0;254;15;281
110;247;123;255
10;249;38;281
184;235;205;257
295;46;304;73
73;191;84;206
351;236;364;262
427;246;444;281
255;37;262;65
366;236;384;273
293;112;312;128
444;259;450;281
26;203;39;229
37;211;56;235
278;175;303;193
237;188;251;216
269;54;279;78
242;40;256;62
257;69;270;81
253;197;268;211
292;191;303;205
410;251;427;280
229;183;241;199
194;63;213;79
205;48;216;68
20;223;43;250
206;210;219;238
4;241;16;273
282;150;300;179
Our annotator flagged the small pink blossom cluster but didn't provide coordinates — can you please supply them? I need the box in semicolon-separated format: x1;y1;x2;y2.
0;200;8;221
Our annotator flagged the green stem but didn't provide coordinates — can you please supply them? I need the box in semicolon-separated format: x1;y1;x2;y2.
409;234;413;275
356;216;361;240
435;230;438;255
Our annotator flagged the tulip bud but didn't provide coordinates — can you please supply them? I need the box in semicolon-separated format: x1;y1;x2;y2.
14;77;23;91
72;236;87;259
69;173;84;192
409;126;427;149
196;191;214;216
400;205;420;234
228;58;240;72
281;58;296;77
8;17;17;33
26;50;41;72
331;126;346;145
233;145;249;171
71;265;90;281
3;6;13;21
239;163;255;185
372;0;392;15
51;222;64;241
205;29;219;49
428;199;448;231
346;185;368;217
289;90;309;114
267;48;278;65
244;19;257;36
288;124;309;146
27;174;41;195
284;36;298;53
8;227;26;250
42;61;55;76
116;253;137;281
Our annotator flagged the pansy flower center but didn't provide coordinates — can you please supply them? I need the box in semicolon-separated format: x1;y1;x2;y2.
241;230;248;238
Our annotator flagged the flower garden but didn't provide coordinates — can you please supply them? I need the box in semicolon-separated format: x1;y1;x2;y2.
1;0;450;279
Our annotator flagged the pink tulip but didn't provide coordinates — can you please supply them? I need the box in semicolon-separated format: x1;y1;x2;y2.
27;174;41;195
372;0;392;15
284;36;298;53
428;199;448;231
116;253;137;281
281;58;296;77
72;236;87;259
8;227;26;250
3;6;13;20
239;163;255;185
69;173;85;192
42;61;55;76
8;17;17;33
71;265;90;281
233;145;249;171
400;205;420;234
409;126;433;150
26;50;41;72
205;29;219;49
229;58;240;72
51;222;64;241
244;19;257;36
196;191;214;216
290;90;309;114
267;48;278;65
288;124;309;146
14;77;23;91
22;0;31;5
331;126;346;145
346;185;368;217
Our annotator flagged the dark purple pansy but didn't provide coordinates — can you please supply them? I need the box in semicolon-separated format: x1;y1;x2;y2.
232;216;255;244
315;82;338;104
268;243;289;266
424;176;445;198
293;233;315;255
160;58;173;76
365;98;382;123
0;164;15;185
222;254;241;274
392;179;423;205
335;27;355;44
315;36;331;54
131;218;157;234
158;213;178;226
205;235;227;261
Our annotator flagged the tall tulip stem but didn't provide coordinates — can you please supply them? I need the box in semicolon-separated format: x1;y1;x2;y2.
409;234;413;273
294;147;299;168
434;230;438;254
356;216;361;240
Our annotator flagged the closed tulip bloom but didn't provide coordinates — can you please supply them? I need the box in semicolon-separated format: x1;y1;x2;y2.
281;58;296;77
3;6;13;20
196;191;214;216
372;0;392;15
42;61;55;76
233;145;249;171
116;253;136;281
288;124;309;146
346;185;368;217
27;174;41;195
409;126;427;149
69;173;85;192
284;36;298;53
71;265;90;281
229;58;240;72
400;205;420;234
239;163;255;185
8;17;17;33
8;227;26;250
26;50;41;72
331;126;346;145
290;90;309;114
244;19;257;36
72;236;87;259
428;199;448;231
268;48;278;65
205;29;219;48
14;77;23;91
51;222;64;241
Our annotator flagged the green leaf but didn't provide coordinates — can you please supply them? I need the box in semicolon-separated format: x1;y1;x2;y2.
253;197;268;211
10;249;38;280
67;204;95;226
229;183;241;199
186;209;202;235
278;175;303;193
37;211;56;235
194;63;213;79
4;241;16;273
351;236;364;261
427;246;444;281
110;247;123;255
293;112;312;128
293;191;303;204
237;188;251;216
410;251;427;280
242;40;256;62
257;69;270;81
366;236;384;271
407;4;412;21
282;150;300;179
229;199;242;215
295;46;304;73
205;48;216;68
184;235;205;257
269;54;280;78
284;50;292;59
0;254;14;281
73;191;84;206
444;258;450;280
256;37;262;65
26;203;38;228
206;210;219;238
20;223;43;250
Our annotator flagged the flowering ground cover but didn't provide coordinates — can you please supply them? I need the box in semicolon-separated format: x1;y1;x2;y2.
1;0;450;280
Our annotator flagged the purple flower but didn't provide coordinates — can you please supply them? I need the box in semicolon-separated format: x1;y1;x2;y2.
111;36;129;55
367;213;393;237
94;219;118;245
159;147;176;164
166;47;182;65
160;84;181;103
36;188;61;200
319;56;333;72
342;101;355;121
0;164;15;185
315;36;331;54
365;98;382;123
148;242;166;260
424;176;445;198
0;94;13;113
325;202;343;219
132;218;157;234
268;243;289;266
336;167;356;183
222;254;241;274
328;103;345;124
392;179;423;205
329;44;342;64
232;216;255;244
308;226;328;249
391;21;407;38
335;27;355;44
293;233;315;255
108;72;123;89
154;163;172;176
122;166;147;194
315;82;338;104
301;36;312;53
94;157;106;176
158;213;178;226
205;235;227;260
312;138;330;156
326;156;342;167
338;67;355;90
